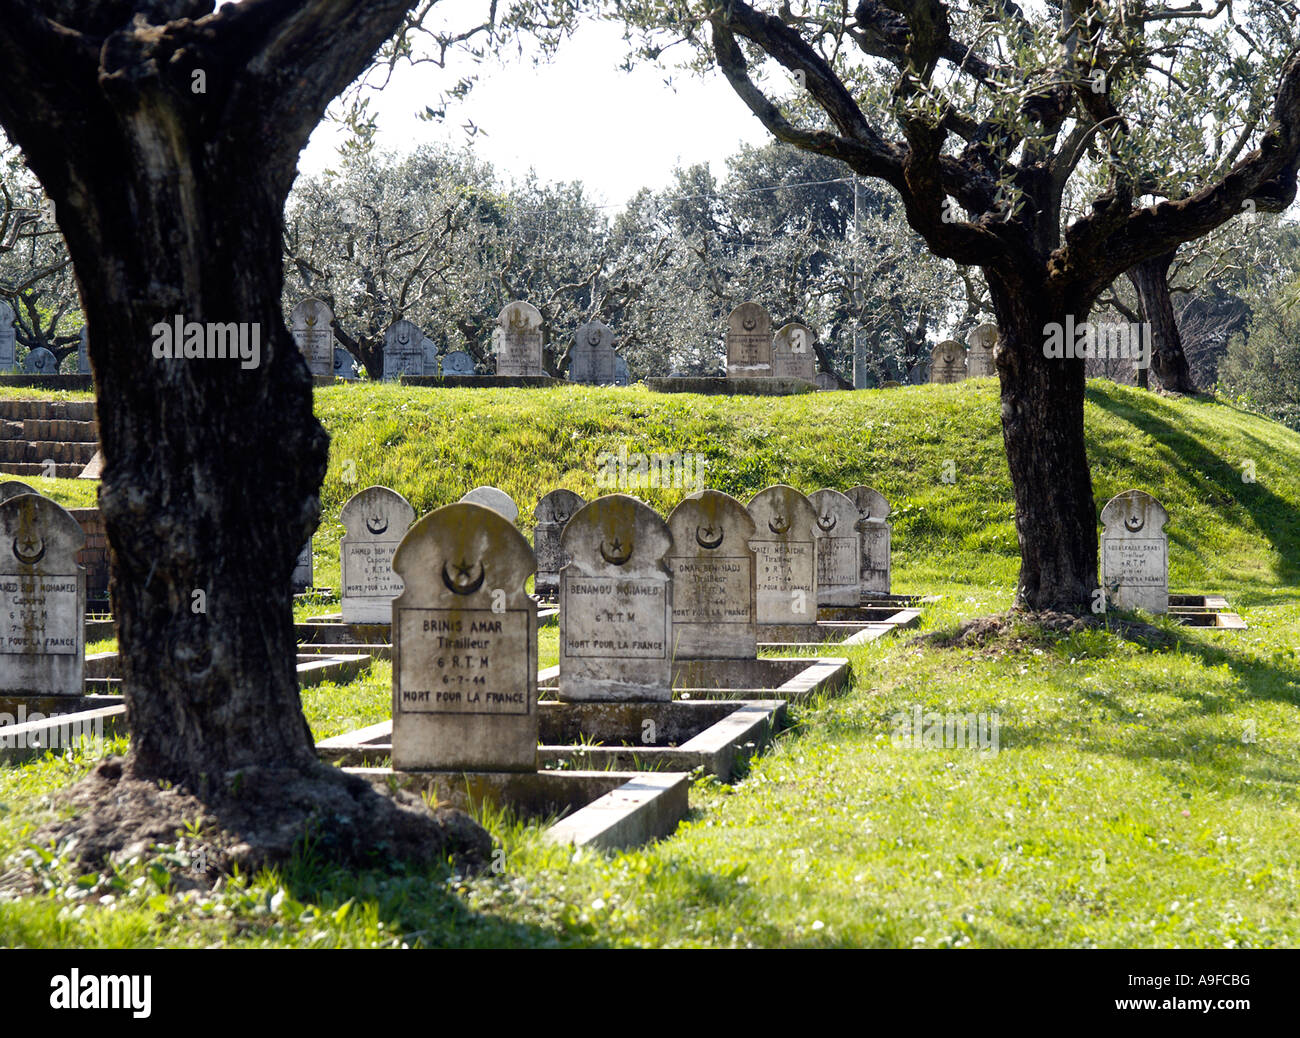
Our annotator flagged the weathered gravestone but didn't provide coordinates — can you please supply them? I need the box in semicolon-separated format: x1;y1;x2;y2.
559;494;673;701
929;340;966;383
0;300;15;371
613;355;630;386
815;372;838;391
390;502;538;771
666;490;757;658
290;298;335;377
291;539;313;593
23;347;56;374
726;302;773;378
772;323;817;382
0;494;85;694
441;350;475;376
422;334;439;375
1100;490;1169;613
807;488;862;607
0;481;37;504
746;485;819;625
966;323;998;378
493;301;545;377
340;486;417;622
460;486;519;524
533;489;585;598
569;319;616;384
845;486;892;595
78;328;90;375
382;319;425;382
332;348;358;379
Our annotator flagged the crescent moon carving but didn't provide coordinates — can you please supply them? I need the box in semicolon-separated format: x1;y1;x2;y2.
818;513;837;532
768;515;790;535
365;515;389;536
1124;515;1145;533
600;537;633;566
742;317;757;332
397;330;410;345
12;535;44;566
442;559;486;595
695;524;724;550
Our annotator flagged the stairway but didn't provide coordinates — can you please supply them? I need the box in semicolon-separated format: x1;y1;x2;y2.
0;398;98;478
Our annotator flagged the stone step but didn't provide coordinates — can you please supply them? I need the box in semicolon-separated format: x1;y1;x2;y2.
0;461;85;478
0;398;96;422
0;439;97;464
19;418;98;442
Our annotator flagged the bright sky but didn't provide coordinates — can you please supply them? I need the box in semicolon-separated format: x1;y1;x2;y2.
296;19;773;208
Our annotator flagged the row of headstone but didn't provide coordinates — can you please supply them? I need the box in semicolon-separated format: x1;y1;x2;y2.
725;302;817;382
929;322;999;383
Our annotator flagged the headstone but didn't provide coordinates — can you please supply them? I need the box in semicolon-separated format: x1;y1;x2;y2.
613;355;630;386
845;486;892;595
382;319;425;382
340;486;417;622
807;489;862;607
441;350;475;376
332;348;359;379
291;539;313;593
772;322;817;382
1100;490;1169;613
290;298;335;377
23;347;56;374
0;494;85;695
746;485;819;626
0;481;37;504
666;490;757;658
533;489;585;598
815;372;838;391
422;335;439;375
929;340;966;383
460;486;518;524
966;322;998;378
390;502;538;771
77;328;90;375
559;494;673;702
569;320;616;384
493;301;545;377
0;300;14;371
725;302;773;378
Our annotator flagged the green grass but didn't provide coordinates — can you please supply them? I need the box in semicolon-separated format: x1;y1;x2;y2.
2;378;1300;947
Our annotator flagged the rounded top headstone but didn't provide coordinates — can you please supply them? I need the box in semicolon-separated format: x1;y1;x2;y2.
340;486;416;538
0;480;38;504
1100;489;1168;534
968;323;998;350
392;502;536;608
497;301;543;332
461;486;519;523
807;488;859;536
441;350;475;376
560;494;672;577
845;485;891;521
667;490;756;552
534;489;586;526
747;485;820;539
23;347;56;373
0;492;85;568
290;297;333;329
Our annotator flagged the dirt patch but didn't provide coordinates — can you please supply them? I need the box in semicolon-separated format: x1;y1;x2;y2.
913;610;1177;652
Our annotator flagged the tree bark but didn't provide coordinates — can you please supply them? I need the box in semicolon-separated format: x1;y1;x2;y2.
1125;250;1196;393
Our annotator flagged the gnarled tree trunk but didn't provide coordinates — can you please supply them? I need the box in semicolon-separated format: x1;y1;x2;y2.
1126;250;1196;393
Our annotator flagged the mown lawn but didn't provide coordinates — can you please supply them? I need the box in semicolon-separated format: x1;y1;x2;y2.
1;379;1298;947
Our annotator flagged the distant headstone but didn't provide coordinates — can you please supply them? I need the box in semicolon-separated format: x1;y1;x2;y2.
493;301;545;377
1100;490;1169;613
569;320;616;384
772;323;817;382
290;298;335;377
422;335;439;375
390;502;538;772
0;494;85;695
929;340;966;383
533;489;585;598
77;328;90;375
807;489;862;607
815;372;838;391
23;347;56;374
845;486;892;595
382;319;426;382
340;486;417;622
0;481;37;504
559;494;673;701
666;490;757;658
746;485;819;626
966;323;998;378
0;300;14;371
291;539;313;593
441;350;475;376
332;348;359;379
726;302;773;378
460;486;518;524
613;355;630;386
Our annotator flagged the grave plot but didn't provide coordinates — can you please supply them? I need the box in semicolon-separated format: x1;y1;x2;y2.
1166;595;1247;629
